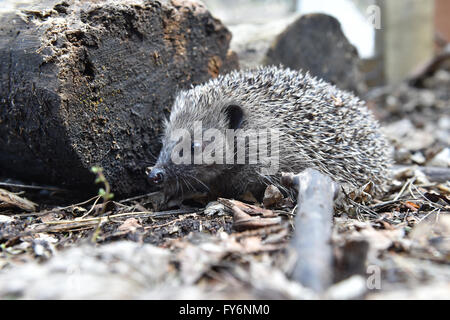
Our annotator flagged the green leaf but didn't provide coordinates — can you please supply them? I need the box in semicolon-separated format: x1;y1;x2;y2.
95;177;104;184
98;188;106;197
91;166;99;173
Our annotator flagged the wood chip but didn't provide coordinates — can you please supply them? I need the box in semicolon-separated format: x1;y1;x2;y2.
0;188;37;212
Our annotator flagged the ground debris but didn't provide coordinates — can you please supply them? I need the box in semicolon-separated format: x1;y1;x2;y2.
1;41;450;300
218;198;283;231
0;188;38;212
1;152;449;299
262;185;284;208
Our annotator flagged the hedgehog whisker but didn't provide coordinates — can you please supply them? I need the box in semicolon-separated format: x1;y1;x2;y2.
178;175;190;192
175;176;183;200
181;174;195;192
186;174;210;192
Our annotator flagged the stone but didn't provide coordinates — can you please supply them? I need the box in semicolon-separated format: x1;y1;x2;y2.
265;13;366;95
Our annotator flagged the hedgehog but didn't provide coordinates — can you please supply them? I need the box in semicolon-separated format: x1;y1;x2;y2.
146;66;392;206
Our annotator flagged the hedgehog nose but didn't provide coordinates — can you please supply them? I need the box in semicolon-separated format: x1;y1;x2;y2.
146;167;165;185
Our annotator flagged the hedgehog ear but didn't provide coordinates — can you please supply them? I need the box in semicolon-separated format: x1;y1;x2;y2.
224;105;244;130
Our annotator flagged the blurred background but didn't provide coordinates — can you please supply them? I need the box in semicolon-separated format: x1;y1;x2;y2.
203;0;449;87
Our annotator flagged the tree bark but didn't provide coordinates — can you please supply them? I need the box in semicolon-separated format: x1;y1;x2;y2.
0;0;238;196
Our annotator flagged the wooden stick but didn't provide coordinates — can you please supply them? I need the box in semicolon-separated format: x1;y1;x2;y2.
282;169;338;293
0;188;38;212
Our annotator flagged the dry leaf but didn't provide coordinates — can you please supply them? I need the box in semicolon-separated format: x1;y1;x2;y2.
219;198;276;217
404;201;420;211
118;218;141;233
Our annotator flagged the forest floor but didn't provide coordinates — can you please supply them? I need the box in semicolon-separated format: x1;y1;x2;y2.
0;65;449;300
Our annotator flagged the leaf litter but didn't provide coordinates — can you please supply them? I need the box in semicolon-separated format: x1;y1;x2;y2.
0;62;449;300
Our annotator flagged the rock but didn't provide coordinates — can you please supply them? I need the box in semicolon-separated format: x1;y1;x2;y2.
0;0;238;196
410;152;426;165
428;148;450;167
204;201;227;216
262;185;283;208
0;215;13;224
265;14;366;95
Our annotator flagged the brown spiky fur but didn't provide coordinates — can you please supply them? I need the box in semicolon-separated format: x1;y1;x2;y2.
151;66;392;203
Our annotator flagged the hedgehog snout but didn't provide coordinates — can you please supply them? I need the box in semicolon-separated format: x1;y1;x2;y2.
146;167;165;185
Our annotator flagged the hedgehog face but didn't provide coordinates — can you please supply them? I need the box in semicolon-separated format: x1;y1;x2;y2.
146;91;245;203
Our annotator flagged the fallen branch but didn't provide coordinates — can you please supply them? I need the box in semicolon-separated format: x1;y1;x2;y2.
0;188;38;212
282;169;338;293
218;198;281;231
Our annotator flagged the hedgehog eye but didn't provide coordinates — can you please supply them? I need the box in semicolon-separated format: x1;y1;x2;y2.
224;105;244;130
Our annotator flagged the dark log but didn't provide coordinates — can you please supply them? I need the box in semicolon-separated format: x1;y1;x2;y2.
0;0;238;196
265;14;366;95
282;169;338;293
